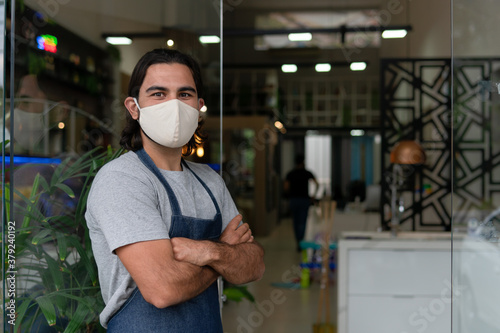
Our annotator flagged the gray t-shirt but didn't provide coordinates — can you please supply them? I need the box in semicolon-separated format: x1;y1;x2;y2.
85;151;239;327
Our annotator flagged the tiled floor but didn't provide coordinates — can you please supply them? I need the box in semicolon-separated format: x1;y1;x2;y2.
221;217;338;333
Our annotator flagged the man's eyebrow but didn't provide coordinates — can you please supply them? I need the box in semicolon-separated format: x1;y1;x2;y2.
178;86;197;93
145;85;167;93
144;85;197;94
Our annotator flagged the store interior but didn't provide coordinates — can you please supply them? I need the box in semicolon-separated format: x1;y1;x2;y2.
2;0;500;332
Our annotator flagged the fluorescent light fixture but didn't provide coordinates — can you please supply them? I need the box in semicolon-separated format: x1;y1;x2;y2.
315;63;331;72
199;35;220;44
350;62;367;71
281;64;297;73
350;129;365;136
382;29;408;39
288;32;312;42
105;37;132;45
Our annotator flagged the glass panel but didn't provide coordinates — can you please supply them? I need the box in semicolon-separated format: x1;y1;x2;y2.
452;0;500;332
1;0;8;326
2;1;222;331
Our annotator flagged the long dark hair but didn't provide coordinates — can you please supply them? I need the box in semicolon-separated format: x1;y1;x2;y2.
120;49;206;155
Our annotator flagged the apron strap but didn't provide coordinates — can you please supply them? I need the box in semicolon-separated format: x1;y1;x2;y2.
135;149;182;215
182;160;221;215
135;149;221;216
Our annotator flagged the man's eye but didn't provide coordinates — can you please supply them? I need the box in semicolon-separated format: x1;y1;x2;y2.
152;92;164;97
179;92;192;98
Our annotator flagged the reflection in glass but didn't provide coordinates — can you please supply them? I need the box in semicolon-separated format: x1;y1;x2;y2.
2;0;222;331
452;1;500;332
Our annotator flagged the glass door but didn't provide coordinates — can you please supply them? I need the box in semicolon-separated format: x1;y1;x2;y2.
452;0;500;332
2;0;222;330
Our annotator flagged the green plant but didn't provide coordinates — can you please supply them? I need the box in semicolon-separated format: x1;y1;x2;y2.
223;283;255;303
8;146;123;333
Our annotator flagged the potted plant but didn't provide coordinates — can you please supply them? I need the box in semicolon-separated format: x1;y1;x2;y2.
7;146;122;333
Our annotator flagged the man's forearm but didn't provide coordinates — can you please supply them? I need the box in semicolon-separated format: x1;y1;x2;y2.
208;241;265;285
117;239;220;309
156;261;219;308
171;237;265;285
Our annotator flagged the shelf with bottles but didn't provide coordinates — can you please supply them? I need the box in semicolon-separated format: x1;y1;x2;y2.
11;36;113;97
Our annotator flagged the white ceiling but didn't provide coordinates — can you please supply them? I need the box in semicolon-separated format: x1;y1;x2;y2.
20;0;459;76
24;0;385;48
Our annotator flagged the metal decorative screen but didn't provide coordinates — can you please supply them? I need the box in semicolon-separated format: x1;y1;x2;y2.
381;58;500;231
453;59;500;224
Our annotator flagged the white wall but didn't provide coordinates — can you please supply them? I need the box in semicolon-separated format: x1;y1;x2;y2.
306;134;332;198
379;0;451;58
453;0;500;57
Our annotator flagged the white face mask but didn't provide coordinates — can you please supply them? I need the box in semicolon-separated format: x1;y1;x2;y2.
134;98;200;148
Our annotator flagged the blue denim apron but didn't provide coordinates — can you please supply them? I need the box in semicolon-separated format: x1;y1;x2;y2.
107;149;223;332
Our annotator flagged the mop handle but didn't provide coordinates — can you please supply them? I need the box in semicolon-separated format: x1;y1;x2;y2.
324;201;336;324
316;200;336;325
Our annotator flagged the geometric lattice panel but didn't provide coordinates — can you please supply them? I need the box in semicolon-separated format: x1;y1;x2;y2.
382;58;500;230
381;59;452;231
453;59;500;217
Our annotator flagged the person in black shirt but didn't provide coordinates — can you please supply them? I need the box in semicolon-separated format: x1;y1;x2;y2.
284;154;319;252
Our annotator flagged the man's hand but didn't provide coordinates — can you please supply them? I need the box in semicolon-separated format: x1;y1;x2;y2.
170;214;253;266
220;214;253;245
170;237;213;266
171;213;265;284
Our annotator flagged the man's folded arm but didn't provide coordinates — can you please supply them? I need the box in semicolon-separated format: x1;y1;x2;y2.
171;215;265;285
115;238;219;309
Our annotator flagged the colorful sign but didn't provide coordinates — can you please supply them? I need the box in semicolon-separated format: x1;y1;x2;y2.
36;34;58;53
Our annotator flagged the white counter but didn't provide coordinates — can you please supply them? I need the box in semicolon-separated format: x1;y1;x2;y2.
338;233;453;333
338;232;500;333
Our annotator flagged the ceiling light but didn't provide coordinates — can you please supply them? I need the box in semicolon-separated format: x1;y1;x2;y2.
382;29;407;39
200;105;207;112
315;63;331;72
288;32;312;42
350;129;365;136
199;35;220;44
350;62;367;71
105;37;132;45
166;39;174;47
281;64;297;73
274;121;284;130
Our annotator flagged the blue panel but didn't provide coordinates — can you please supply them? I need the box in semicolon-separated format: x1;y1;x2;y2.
5;156;62;165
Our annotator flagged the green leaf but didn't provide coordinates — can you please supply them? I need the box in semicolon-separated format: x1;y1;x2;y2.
13;297;34;332
50;291;94;307
44;252;64;291
67;237;98;286
51;157;72;187
37;174;51;192
55;183;76;199
63;302;91;333
4;183;10;221
44;215;75;229
75;188;91;222
223;285;255;303
21;173;44;229
56;231;68;261
31;229;53;245
35;295;57;326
